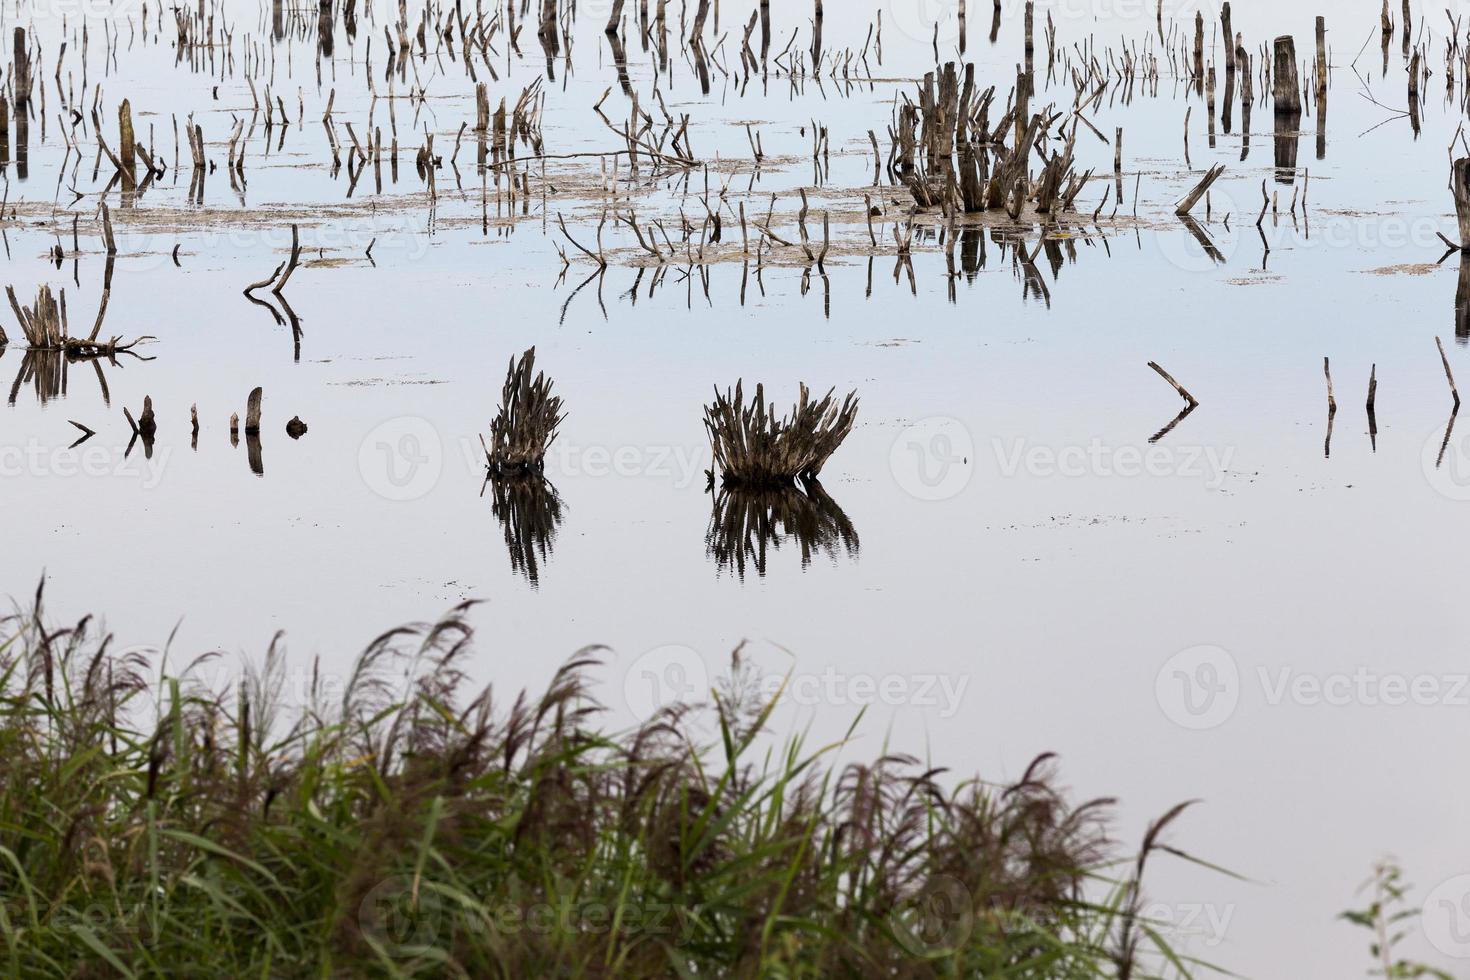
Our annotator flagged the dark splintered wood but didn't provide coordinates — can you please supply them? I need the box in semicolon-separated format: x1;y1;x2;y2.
139;396;156;438
12;29;27;111
1174;163;1224;216
484;347;565;476
1458;257;1470;345
1314;18;1328;105
1324;357;1337;415
1437;336;1460;407
118;100;137;188
1192;12;1204;85
1272;37;1300;115
1147;361;1199;408
1221;3;1234;77
245;387;263;434
1452;158;1470;248
247;433;263;476
704;381;859;487
1366;363;1378;450
1274;113;1301;184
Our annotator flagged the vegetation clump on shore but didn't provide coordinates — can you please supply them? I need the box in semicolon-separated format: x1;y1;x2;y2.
0;587;1214;977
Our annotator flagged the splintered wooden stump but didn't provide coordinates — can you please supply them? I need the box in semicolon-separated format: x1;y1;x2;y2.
12;29;27;111
118;99;137;187
1273;37;1301;115
1175;164;1225;216
1452;158;1470;248
1314;18;1328;104
139;395;156;437
245;386;263;434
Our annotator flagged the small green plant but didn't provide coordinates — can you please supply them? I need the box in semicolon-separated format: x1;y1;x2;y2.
1341;860;1453;979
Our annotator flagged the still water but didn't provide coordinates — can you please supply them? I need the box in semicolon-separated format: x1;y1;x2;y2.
3;0;1468;973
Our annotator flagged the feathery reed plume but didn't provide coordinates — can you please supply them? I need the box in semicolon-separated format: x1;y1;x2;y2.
483;347;566;476
703;380;858;487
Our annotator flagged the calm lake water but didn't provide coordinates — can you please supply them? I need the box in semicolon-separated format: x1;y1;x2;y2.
4;0;1469;974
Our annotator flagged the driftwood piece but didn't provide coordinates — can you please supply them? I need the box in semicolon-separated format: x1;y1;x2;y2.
1174;164;1224;216
1147;361;1199;408
245;387;263;434
1437;336;1461;407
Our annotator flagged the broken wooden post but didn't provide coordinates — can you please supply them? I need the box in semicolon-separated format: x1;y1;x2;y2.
1148;361;1199;408
1324;357;1337;415
12;29;28;114
1451;158;1470;249
245;387;263;434
1175;164;1225;216
139;395;156;437
1273;37;1301;115
1438;336;1460;407
1314;17;1328;106
118;100;137;189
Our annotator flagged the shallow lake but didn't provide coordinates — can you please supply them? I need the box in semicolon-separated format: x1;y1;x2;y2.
3;0;1469;973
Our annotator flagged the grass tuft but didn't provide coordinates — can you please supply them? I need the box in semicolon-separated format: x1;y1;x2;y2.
0;585;1217;978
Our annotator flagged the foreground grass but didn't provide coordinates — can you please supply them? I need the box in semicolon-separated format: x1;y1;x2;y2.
0;587;1216;978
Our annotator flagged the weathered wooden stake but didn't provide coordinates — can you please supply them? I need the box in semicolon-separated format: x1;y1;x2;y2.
245;387;263;434
1273;37;1301;115
1148;361;1199;408
1451;158;1470;248
1437;336;1460;407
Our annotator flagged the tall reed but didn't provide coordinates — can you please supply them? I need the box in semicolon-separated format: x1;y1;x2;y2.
0;585;1217;978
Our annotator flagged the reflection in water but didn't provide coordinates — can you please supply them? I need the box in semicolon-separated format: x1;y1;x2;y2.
6;347;145;406
1457;254;1470;346
485;475;565;587
706;477;857;580
1273;112;1300;184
